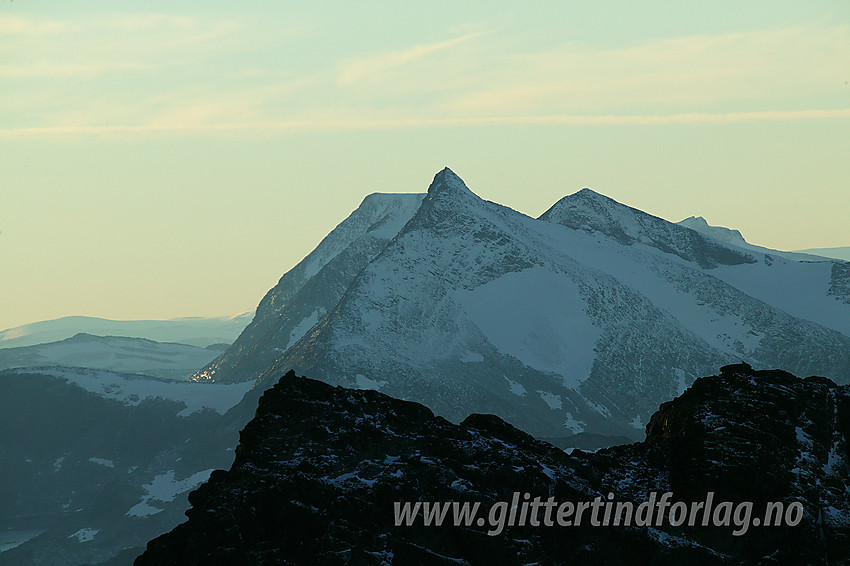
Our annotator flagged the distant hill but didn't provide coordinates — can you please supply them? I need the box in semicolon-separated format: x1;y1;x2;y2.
0;313;252;350
0;334;228;380
796;246;850;262
677;215;832;261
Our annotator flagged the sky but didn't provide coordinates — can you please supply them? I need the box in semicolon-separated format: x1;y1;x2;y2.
1;1;848;330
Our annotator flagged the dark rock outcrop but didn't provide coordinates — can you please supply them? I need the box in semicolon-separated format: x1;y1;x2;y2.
137;365;850;565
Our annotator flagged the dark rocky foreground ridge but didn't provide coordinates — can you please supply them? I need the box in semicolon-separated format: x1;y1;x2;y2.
137;364;850;565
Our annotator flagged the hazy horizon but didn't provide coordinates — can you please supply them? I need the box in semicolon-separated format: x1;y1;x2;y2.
2;1;848;330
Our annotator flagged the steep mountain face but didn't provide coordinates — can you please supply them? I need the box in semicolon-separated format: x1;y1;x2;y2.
193;193;425;384
550;194;850;337
136;366;850;565
831;262;850;305
0;334;225;380
193;169;850;439
541;194;756;269
0;313;252;350
250;169;850;439
0;368;251;566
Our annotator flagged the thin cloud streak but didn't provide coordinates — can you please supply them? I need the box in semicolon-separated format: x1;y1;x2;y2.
3;108;848;138
0;14;75;35
0;62;157;79
0;13;245;79
0;13;211;35
6;15;846;128
338;29;493;84
439;25;850;114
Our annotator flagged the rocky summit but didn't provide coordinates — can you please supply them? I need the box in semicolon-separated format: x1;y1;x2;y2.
137;364;850;565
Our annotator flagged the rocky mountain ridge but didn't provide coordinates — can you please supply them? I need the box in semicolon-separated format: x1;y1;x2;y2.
208;168;850;439
137;364;850;565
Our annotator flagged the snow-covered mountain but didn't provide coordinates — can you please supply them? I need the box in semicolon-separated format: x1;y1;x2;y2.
197;169;850;440
0;334;226;380
0;313;252;350
677;215;749;248
194;192;425;383
677;215;828;262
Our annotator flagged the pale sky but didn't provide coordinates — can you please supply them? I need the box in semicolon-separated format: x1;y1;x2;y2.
1;1;848;330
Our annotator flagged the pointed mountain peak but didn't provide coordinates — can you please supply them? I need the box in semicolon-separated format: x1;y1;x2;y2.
538;187;628;225
389;168;491;238
574;187;608;199
427;167;473;197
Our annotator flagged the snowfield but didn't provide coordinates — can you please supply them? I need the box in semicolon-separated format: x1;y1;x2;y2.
7;366;253;417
